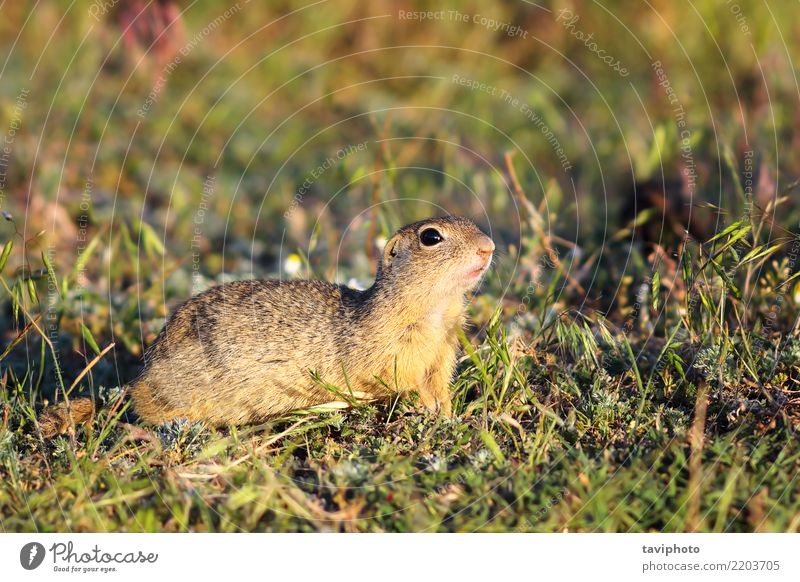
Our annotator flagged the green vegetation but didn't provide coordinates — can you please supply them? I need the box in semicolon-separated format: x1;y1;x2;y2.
0;1;798;532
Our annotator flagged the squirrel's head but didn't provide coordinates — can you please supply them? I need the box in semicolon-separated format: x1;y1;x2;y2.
376;216;494;296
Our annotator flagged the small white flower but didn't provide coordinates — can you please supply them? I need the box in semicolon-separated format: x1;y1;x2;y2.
283;253;302;276
347;277;366;291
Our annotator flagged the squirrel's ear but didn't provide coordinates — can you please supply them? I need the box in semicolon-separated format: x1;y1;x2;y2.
381;233;404;271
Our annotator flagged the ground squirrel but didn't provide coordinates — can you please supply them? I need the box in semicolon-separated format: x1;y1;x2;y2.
39;216;494;434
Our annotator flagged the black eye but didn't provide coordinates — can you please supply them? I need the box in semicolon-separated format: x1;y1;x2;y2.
420;228;443;246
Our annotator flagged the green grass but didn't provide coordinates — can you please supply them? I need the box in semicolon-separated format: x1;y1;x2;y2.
1;1;799;532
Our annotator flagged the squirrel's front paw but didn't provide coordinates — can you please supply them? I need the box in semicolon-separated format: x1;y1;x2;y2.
418;395;453;418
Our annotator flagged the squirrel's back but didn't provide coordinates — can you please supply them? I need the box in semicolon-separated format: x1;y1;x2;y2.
131;279;370;425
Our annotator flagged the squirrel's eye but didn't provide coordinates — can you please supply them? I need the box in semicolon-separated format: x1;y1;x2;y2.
420;228;443;246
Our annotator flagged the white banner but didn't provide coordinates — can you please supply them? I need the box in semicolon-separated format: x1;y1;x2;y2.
1;533;797;581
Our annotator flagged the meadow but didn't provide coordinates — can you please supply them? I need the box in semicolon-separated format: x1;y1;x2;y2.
0;1;798;532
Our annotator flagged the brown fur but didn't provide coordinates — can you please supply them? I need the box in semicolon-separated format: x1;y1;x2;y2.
37;398;95;439
42;216;494;431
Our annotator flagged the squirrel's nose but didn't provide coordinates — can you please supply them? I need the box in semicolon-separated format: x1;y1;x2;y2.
476;236;495;258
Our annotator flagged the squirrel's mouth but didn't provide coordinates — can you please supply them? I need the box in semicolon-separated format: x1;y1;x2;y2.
465;257;492;281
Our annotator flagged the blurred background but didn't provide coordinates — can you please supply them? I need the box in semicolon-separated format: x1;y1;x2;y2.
0;0;798;380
